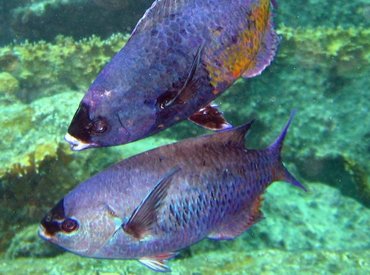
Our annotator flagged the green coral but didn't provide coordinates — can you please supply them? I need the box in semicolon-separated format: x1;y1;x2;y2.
277;26;370;60
1;27;369;102
277;26;370;77
0;33;130;101
0;72;19;96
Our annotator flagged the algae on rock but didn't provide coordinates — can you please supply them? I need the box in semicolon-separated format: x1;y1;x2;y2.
0;34;130;101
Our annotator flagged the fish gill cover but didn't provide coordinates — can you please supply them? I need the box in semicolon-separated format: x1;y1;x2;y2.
0;0;369;274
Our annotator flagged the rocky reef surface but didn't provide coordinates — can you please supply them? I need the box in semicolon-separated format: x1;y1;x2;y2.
0;0;369;274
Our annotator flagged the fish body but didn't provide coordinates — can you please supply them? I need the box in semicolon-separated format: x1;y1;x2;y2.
66;0;278;150
40;113;305;272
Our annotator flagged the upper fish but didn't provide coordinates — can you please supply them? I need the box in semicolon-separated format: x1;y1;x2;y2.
65;0;279;150
40;112;306;272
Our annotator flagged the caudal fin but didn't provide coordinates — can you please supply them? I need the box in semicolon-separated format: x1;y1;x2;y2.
268;111;307;191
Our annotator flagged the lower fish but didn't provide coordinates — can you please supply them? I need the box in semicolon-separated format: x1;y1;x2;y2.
39;112;305;272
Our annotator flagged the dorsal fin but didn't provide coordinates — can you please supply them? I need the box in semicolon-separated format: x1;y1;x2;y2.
131;0;193;35
209;120;254;147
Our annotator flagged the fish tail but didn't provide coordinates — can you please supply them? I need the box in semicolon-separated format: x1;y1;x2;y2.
268;110;307;191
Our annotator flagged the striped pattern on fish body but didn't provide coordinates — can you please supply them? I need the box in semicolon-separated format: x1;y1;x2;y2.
40;113;305;272
66;0;278;150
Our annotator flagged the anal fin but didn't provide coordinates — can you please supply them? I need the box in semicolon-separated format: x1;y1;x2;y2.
208;196;263;240
189;103;232;131
139;252;177;272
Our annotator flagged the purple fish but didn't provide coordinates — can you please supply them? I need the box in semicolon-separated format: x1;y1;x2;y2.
65;0;279;150
40;113;305;272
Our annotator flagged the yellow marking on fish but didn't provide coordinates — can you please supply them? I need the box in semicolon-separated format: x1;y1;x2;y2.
206;0;271;88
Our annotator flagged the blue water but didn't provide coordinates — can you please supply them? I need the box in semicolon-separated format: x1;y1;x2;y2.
0;0;369;274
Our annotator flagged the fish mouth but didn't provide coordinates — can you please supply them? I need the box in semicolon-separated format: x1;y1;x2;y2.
38;225;53;241
64;133;96;151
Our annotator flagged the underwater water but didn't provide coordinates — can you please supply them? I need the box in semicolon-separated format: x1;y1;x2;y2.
0;0;369;274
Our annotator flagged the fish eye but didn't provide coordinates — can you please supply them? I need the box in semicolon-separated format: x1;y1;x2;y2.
92;118;107;134
61;218;79;233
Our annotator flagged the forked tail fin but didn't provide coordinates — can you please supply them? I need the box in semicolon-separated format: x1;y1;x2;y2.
268;111;307;191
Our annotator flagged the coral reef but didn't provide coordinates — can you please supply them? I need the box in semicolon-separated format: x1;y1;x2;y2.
277;26;370;76
0;26;369;252
0;71;19;96
0;34;130;101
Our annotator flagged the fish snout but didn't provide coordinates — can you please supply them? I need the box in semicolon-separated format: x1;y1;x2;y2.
38;224;53;241
64;133;96;151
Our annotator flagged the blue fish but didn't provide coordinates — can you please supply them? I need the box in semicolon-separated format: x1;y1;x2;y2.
40;112;305;272
65;0;279;150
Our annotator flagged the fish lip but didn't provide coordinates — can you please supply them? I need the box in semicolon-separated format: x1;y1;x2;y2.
38;225;52;241
64;133;97;151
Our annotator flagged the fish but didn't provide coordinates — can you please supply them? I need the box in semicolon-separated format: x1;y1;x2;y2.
65;0;279;150
40;112;306;272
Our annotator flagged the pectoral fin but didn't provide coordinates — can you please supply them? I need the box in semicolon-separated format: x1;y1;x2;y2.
160;44;204;109
122;167;180;239
189;103;232;130
139;252;177;272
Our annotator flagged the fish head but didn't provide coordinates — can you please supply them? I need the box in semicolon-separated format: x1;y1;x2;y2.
65;88;158;150
39;196;118;256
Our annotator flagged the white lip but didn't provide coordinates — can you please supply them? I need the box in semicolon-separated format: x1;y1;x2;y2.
38;225;51;240
64;133;95;151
